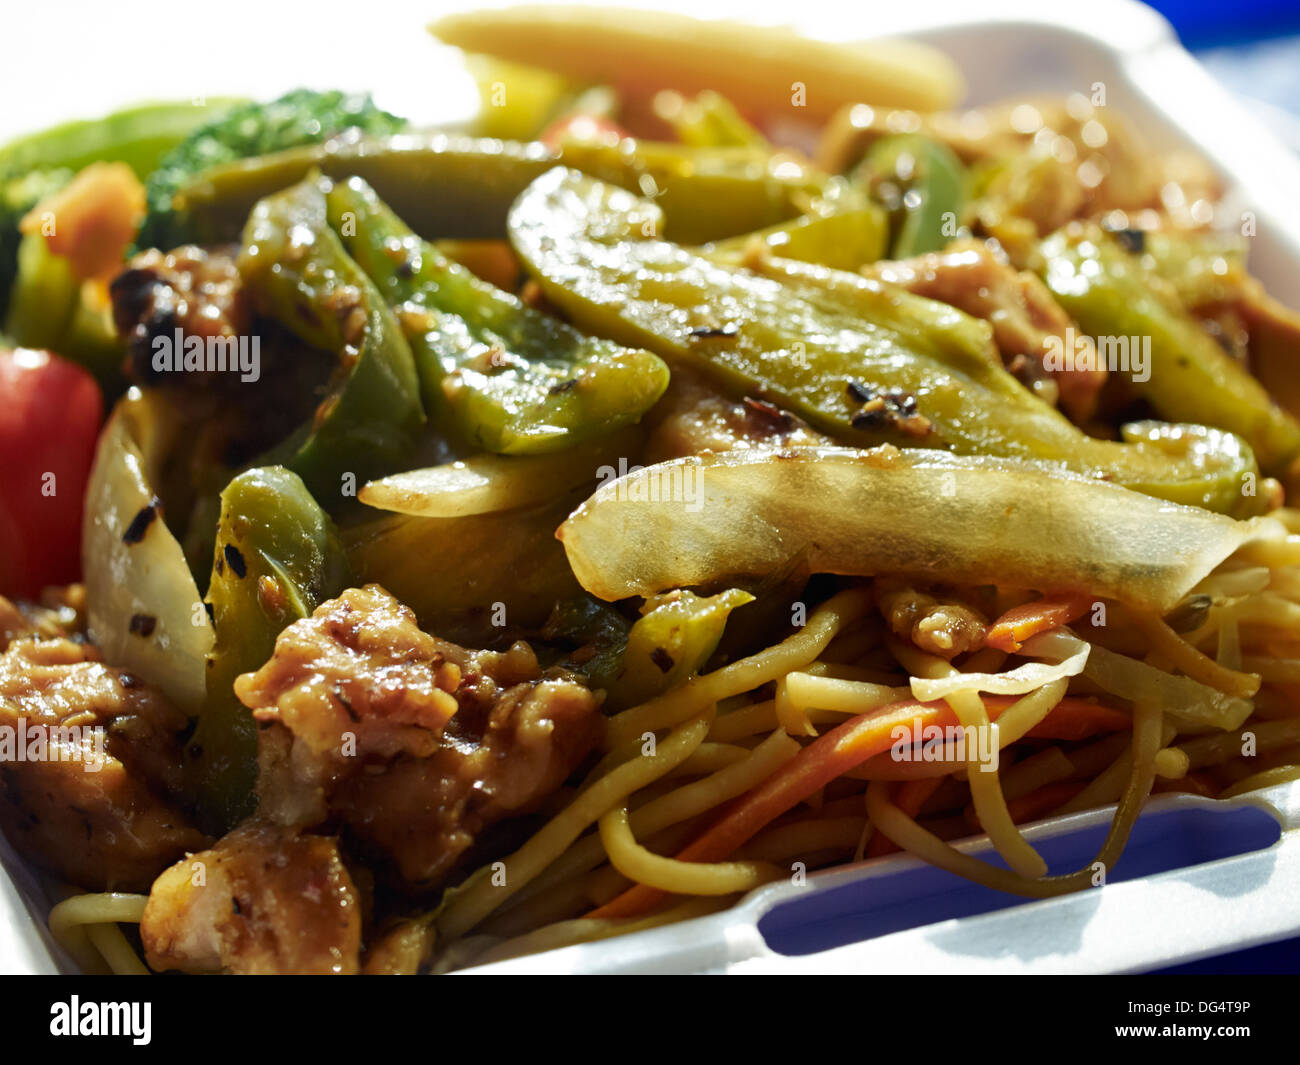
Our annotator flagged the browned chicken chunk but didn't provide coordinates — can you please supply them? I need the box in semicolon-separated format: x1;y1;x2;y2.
876;578;988;660
863;240;1107;422
0;632;206;891
0;588;85;652
140;821;360;975
236;585;604;889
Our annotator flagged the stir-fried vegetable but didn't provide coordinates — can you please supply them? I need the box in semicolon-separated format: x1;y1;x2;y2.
654;90;768;150
1136;228;1250;311
326;176;667;453
464;55;577;142
705;206;889;273
541;596;632;692
557;446;1283;611
607;588;754;711
81;388;214;712
0;100;242;184
1035;225;1300;475
189;466;350;832
908;632;1089;701
985;594;1094;653
345;493;585;646
0;169;72;318
510;167;1262;514
1031;630;1253;732
169;132;838;247
359;426;642;517
856;133;965;257
137;89;407;252
0;99;240;317
237;174;425;502
4;228;79;350
5;162;144;385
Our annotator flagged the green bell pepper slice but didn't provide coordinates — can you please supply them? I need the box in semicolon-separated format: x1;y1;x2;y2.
606;588;754;712
3;230;78;348
4;231;127;390
189;466;351;832
237;174;425;502
324;175;668;454
541;596;633;694
705;205;889;272
857;133;965;257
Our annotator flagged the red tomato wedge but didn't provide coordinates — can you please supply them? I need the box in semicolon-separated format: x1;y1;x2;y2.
0;348;103;598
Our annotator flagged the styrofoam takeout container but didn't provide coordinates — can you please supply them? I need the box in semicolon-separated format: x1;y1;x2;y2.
3;0;1300;975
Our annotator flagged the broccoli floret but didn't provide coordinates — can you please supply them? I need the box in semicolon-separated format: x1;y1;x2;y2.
0;167;73;319
136;89;408;252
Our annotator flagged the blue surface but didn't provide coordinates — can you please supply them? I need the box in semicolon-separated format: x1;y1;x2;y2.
1147;0;1300;47
1146;0;1300;132
758;804;1281;964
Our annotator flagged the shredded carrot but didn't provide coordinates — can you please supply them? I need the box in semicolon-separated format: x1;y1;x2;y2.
1022;698;1130;740
845;695;1129;779
985;593;1094;653
1007;781;1086;824
585;689;1129;919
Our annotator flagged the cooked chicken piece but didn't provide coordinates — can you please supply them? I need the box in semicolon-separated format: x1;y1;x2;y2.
646;368;833;463
237;583;465;818
1237;280;1300;432
237;584;604;889
863;240;1106;422
817;96;1165;218
0;635;206;890
362;918;436;975
0;588;85;652
0;599;32;653
141;821;360;975
876;578;988;660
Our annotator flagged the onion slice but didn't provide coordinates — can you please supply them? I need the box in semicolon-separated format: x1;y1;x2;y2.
360;428;639;518
557;446;1283;612
82;389;214;712
360;456;561;518
1031;630;1253;731
910;636;1089;702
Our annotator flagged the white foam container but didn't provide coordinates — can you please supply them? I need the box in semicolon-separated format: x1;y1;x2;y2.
3;0;1300;975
